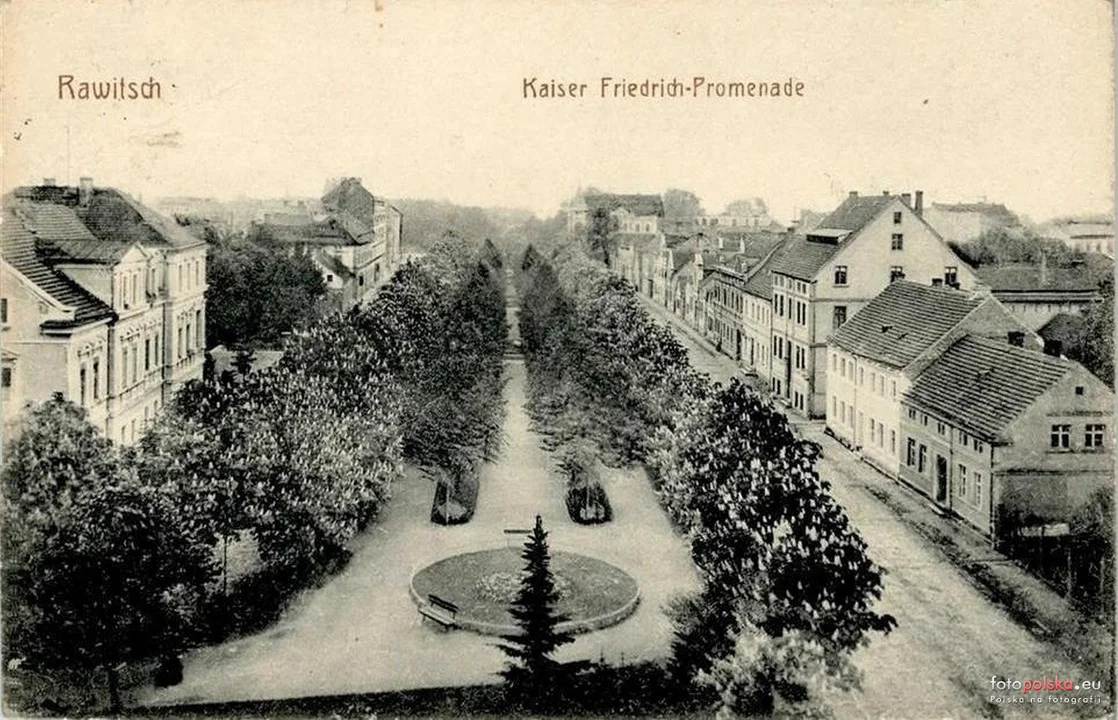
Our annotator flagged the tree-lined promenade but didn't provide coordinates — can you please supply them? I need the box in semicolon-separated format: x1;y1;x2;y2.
2;237;507;713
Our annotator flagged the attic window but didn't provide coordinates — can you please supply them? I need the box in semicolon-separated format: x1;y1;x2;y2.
1075;386;1085;396
880;324;893;334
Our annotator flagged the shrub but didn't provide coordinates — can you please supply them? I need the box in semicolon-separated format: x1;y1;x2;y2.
431;468;481;525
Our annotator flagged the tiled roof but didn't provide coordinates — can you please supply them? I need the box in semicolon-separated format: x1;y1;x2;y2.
584;193;664;218
312;249;355;280
829;281;983;368
10;185;203;250
975;264;1101;293
322;178;376;220
930;202;1018;226
904;335;1074;442
742;239;793;300
769;236;843;281
814;194;895;233
1;205;116;328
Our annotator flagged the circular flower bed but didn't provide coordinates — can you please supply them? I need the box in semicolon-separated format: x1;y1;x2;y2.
412;547;639;635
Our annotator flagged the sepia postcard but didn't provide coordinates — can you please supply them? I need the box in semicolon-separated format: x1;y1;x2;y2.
0;1;1114;718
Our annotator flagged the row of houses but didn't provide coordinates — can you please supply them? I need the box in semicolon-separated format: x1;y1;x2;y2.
2;178;208;445
575;188;1113;542
250;177;402;313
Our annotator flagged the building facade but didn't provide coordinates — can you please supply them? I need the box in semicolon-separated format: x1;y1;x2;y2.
826;281;1037;478
767;190;978;417
2;178;207;445
898;335;1113;539
252;178;401;313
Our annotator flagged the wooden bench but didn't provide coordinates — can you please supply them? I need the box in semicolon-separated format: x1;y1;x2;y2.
419;594;459;628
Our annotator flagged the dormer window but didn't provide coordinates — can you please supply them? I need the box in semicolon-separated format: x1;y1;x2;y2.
945;266;958;287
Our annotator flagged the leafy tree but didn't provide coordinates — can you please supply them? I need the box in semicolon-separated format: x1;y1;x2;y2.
206;237;327;348
586;207;618;268
725;197;769;217
1067;276;1114;386
2;398;214;711
653;381;896;714
663;188;704;218
498;515;574;706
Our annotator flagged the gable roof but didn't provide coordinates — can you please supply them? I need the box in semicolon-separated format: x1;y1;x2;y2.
930;202;1018;226
904;335;1078;442
322;178;376;221
829;281;985;368
1;205;116;329
812;194;895;234
10;185;203;250
975;264;1101;293
769;236;844;281
742;238;795;300
584;193;664;218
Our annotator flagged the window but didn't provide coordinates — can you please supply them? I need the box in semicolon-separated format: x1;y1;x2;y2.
92;359;100;399
833;305;847;329
177;328;184;359
922;413;929;426
890;430;896;455
906;438;917;466
1;367;10;388
937;421;946;437
0;298;7;323
194;261;200;285
359;275;365;286
831;354;837;372
1085;424;1106;448
973;439;984;453
918;444;927;473
958;464;968;498
326;273;334;283
944;266;958;287
145;338;151;371
834;266;848;285
178;265;184;289
80;365;88;405
132;344;138;384
974;472;983;505
908;408;917;420
889;266;905;283
195;310;203;348
891;233;904;250
122;347;129;386
841;357;846;376
893;211;902;225
1075;386;1085;396
859;367;864;386
1050;424;1071;449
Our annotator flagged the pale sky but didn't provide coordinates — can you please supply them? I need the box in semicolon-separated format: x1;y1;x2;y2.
2;0;1113;223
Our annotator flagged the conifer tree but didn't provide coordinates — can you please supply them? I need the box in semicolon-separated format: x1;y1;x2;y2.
498;515;574;705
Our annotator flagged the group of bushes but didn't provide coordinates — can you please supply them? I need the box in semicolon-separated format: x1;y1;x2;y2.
516;242;897;716
1;237;506;713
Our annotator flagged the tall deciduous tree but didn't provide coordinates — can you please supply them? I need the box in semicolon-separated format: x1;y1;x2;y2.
654;381;896;714
498;515;574;705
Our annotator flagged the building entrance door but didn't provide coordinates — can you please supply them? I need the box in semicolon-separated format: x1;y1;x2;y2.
935;455;949;503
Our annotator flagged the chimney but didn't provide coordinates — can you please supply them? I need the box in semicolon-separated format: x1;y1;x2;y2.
848;191;859;199
79;176;94;206
901;192;912;207
882;190;890;196
914;190;924;217
42;177;56;187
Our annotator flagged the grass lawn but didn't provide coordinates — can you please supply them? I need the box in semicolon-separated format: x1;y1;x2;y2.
411;548;638;629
